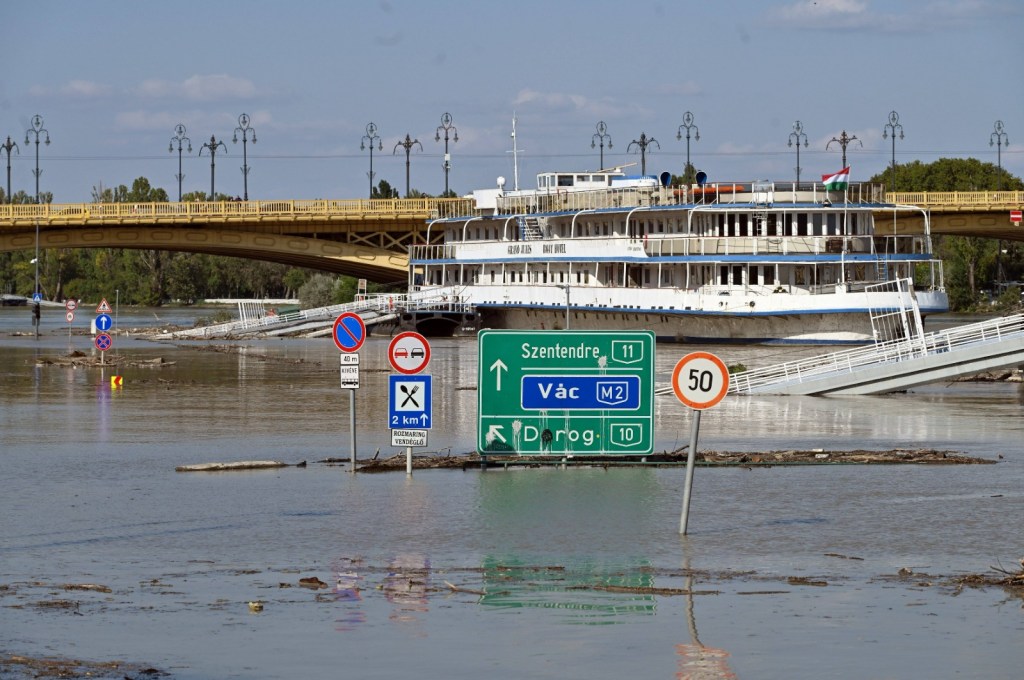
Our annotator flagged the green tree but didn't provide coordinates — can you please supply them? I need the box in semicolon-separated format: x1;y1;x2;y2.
867;158;1023;311
371;180;399;199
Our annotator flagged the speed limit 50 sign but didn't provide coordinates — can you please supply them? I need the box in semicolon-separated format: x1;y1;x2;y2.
672;352;730;410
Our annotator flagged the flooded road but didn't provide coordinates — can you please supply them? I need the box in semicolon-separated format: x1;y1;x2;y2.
1;307;1022;679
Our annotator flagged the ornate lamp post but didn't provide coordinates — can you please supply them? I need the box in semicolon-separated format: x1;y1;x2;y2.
233;113;257;200
788;120;808;184
826;130;861;169
361;123;383;198
393;134;423;198
591;121;612;170
882;111;904;193
168;124;192;202
199;135;227;200
675;112;700;179
25;115;50;204
627;132;659;176
435;113;458;196
1;136;19;203
990;120;1009;190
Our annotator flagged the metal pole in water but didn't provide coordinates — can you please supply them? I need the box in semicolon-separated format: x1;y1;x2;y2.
406;446;413;476
679;409;702;534
349;390;357;473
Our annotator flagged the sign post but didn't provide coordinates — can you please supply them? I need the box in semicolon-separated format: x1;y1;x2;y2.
477;330;654;458
672;351;730;535
333;312;366;472
387;331;431;475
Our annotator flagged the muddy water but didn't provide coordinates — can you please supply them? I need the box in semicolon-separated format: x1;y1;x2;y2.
1;308;1022;679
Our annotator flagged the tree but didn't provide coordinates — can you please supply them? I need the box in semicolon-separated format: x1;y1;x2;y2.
867;158;1023;311
371;179;399;199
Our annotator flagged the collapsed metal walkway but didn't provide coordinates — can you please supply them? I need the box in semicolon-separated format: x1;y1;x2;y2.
729;312;1024;395
162;287;465;339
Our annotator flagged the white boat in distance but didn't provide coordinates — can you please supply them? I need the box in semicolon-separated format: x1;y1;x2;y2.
407;168;948;344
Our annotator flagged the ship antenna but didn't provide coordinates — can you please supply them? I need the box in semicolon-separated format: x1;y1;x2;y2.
509;112;521;191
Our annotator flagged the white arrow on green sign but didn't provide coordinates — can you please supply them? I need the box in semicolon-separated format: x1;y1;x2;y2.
477;330;654;456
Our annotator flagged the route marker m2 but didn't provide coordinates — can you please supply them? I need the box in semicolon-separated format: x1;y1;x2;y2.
477;330;654;456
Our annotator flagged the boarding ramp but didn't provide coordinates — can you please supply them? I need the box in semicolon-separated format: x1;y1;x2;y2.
728;313;1024;395
162;287;461;339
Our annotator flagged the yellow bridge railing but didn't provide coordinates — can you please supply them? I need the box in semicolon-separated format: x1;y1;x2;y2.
887;190;1024;209
0;197;476;224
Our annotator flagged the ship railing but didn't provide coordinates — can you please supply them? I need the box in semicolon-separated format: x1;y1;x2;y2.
402;285;473;312
643;234;879;257
729;312;1024;394
496;186;683;213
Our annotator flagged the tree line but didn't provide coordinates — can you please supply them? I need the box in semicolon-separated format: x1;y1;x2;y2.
1;160;1021;311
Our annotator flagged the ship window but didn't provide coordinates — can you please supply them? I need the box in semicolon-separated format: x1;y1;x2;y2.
797;213;808;236
827;214;838;235
557;175;574;187
576;175;587;182
719;266;729;285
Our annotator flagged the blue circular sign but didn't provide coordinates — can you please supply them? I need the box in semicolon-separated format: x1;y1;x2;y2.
332;312;366;352
94;332;113;352
95;313;113;332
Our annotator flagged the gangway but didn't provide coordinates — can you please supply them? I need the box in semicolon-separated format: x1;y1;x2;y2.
162;287;462;339
726;313;1024;395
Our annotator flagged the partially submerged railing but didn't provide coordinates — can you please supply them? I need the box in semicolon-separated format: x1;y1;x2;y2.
166;286;467;339
728;313;1024;394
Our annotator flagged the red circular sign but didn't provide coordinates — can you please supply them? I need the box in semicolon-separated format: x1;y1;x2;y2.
65;299;78;312
671;352;730;410
387;331;431;374
94;332;113;352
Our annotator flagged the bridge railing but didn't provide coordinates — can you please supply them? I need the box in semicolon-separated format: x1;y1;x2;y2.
887;190;1024;208
0;197;475;223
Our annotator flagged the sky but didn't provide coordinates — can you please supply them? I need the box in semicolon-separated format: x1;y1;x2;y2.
2;0;1022;203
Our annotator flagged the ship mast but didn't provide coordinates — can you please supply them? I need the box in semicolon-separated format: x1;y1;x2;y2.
510;113;520;191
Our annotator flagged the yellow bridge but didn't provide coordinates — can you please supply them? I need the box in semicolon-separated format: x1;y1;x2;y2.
0;192;1020;282
0;197;473;283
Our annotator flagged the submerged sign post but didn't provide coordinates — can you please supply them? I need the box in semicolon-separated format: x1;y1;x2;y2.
477;330;654;456
333;312;366;472
672;351;730;535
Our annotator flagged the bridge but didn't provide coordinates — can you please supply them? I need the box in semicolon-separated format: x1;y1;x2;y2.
0;191;1020;281
0;197;472;283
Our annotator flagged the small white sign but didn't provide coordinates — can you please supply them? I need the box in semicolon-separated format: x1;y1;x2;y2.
340;353;360;389
391;429;427;447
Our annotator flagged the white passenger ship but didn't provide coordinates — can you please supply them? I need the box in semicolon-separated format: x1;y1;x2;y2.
407;168;948;344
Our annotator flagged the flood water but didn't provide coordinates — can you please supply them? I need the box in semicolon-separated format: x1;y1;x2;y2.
1;306;1022;679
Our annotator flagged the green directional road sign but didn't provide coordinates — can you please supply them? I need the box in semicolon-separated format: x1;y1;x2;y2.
477;330;654;456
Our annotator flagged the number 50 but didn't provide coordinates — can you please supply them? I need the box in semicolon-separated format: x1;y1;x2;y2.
688;368;714;392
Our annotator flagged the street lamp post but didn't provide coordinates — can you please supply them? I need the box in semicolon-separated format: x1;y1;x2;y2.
591;121;612;170
826;130;861;169
393;134;423;198
233;113;257;200
168;124;192;202
435;113;458;196
882;111;904;193
990;120;1009;190
675;112;700;180
0;136;19;203
787;120;808;184
627;132;659;176
25;115;50;204
199;135;227;200
361;123;382;198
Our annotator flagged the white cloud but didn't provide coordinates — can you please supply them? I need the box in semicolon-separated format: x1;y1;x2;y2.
137;75;257;102
61;80;113;97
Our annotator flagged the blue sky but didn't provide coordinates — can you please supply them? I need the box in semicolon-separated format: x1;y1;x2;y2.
2;0;1022;202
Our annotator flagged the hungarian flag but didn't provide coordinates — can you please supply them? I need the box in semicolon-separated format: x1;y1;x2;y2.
822;167;850;190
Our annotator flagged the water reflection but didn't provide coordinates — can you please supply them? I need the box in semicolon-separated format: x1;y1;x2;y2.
384;553;430;630
478;556;656;622
331;556;365;632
